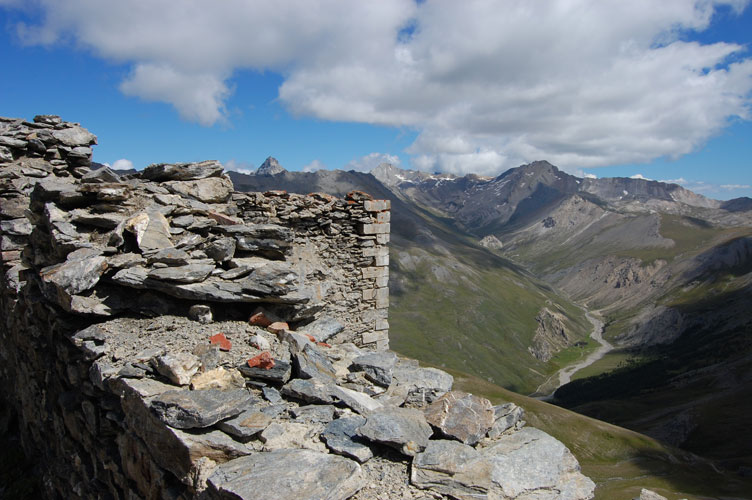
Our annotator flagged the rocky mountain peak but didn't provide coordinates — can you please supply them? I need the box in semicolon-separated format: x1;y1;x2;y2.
256;156;286;176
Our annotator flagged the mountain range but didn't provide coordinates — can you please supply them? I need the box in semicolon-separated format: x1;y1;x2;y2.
227;158;752;477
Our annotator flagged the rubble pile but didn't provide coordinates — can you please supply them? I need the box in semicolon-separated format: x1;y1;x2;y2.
0;115;595;499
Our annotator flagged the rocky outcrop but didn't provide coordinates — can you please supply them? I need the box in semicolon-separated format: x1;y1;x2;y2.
529;307;571;362
0;114;594;500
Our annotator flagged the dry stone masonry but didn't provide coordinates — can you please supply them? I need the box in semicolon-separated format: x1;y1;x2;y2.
0;115;595;499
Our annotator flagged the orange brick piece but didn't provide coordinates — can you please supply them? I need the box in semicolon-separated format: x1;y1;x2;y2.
266;322;289;334
249;312;273;328
247;351;275;370
209;333;232;351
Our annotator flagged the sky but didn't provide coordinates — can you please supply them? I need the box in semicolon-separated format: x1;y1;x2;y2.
1;0;751;200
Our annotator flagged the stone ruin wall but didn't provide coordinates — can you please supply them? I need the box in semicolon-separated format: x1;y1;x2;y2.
0;115;391;497
0;115;596;500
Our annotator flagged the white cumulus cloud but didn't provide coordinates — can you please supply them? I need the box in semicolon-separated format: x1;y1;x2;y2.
7;0;752;175
346;152;402;172
108;158;133;170
302;160;327;172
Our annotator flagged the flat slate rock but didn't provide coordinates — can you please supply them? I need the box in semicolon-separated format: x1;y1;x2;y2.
294;343;337;381
164;176;233;204
148;263;215;283
140;160;224;181
332;386;382;416
150;388;253;429
290;404;336;423
357;406;433;456
207;449;364;500
217;408;272;440
392;364;453;405
238;358;291;384
298;316;345;343
411;428;595;500
424;390;494;445
321;416;373;463
281;378;338;404
350;351;397;387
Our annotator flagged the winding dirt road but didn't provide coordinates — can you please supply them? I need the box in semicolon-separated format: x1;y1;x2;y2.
534;311;613;400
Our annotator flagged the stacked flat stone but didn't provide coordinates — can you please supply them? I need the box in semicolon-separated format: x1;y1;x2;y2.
0;114;595;500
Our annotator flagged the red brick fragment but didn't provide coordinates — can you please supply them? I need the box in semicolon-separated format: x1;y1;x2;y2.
247;351;275;370
209;333;232;351
266;322;289;334
249;312;273;328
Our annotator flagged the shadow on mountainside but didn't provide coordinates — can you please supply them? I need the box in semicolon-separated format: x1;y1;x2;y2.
553;284;752;476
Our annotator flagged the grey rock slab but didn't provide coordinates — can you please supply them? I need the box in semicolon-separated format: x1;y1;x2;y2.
140;160;224;181
207;449;364;500
424;391;494;446
148;263;215;283
290;404;336;423
69;209;125;229
412;428;595;500
205;237;236;263
164;176;233;203
488;403;525;439
281;378;338;404
125;210;173;252
332;386;383;416
171;214;194;227
259;421;327;452
294;343;337;381
40;254;107;299
350;351;397;387
321;416;373;463
150;388;253;429
81;165;121;183
410;440;487;499
357;406;433;456
52;125;97;146
153;352;201;385
299;316;345;343
237;358;291;384
0;136;26;148
0;218;32;236
216;408;272;440
146;247;191;266
239;261;299;296
215;223;293;241
261;386;282;403
392;364;454;405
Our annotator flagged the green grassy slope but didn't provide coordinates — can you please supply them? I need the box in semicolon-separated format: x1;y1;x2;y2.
387;195;591;394
448;369;752;500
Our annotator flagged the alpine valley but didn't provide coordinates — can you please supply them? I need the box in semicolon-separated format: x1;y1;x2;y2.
229;158;752;498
